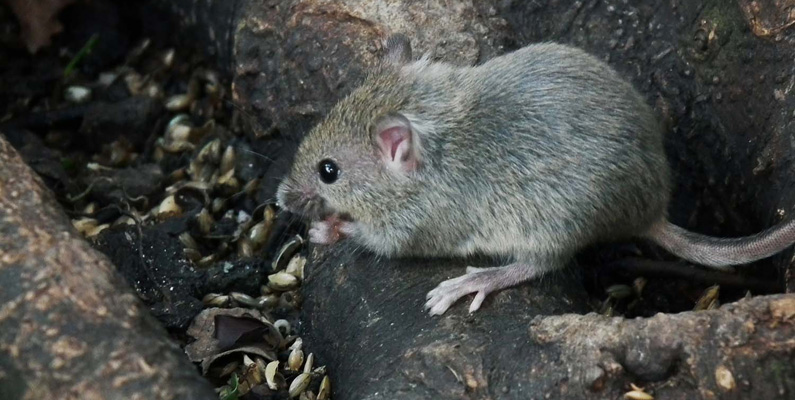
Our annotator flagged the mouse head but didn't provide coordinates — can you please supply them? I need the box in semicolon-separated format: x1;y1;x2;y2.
276;35;424;223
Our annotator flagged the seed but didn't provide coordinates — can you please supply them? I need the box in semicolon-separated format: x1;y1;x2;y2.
157;137;195;153
633;277;647;296
220;145;236;175
113;216;135;227
97;72;117;86
64;86;91;103
256;294;279;310
260;284;273;296
86;223;110;238
299;392;314;400
202;293;230;307
238;236;254;258
694;285;720;311
217;168;240;195
144;82;164;99
715;365;736;391
606;284;633;300
155;195;182;219
183;248;202;262
162;48;175;68
165;93;194;111
124;71;144;94
317;376;331;400
288;347;304;371
82;202;98;215
248;219;273;251
230;292;258;308
272;235;304;272
303;353;314;374
72;217;98;235
624;390;653;400
243;178;261;196
166;114;193;138
288;373;311;398
197;139;222;164
285;256;306;280
212;198;226;214
179;232;200;250
197;253;217;268
268;272;299;291
195;208;215;235
265;360;285;390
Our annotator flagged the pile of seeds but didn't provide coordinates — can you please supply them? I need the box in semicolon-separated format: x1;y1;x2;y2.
12;35;328;399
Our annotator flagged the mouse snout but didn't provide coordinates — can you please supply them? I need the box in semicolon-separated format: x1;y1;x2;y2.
276;182;327;220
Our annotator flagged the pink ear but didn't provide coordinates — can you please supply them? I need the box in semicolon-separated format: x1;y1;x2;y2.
375;115;418;173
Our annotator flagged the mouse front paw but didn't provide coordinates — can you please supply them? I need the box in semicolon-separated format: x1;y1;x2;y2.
308;216;355;245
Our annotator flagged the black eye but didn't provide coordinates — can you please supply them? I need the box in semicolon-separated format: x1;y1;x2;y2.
318;159;340;184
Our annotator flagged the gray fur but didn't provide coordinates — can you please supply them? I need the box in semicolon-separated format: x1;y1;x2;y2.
276;40;795;315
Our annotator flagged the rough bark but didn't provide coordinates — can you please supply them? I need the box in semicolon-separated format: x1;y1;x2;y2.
0;136;215;399
304;244;795;399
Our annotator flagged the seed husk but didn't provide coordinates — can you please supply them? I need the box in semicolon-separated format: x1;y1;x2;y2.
268;272;299;291
230;292;258;308
197;253;217;268
285;256;306;280
162;48;175;68
274;319;290;337
694;285;720;311
317;376;331;400
248;220;273;251
155;195;182;219
238;236;254;258
217;168;240;195
65;86;91;103
272;235;304;272
256;294;279;310
265;360;285;390
624;390;653;400
72;217;98;235
606;284;633;300
197;138;222;164
212;197;226;214
303;353;314;374
196;208;215;235
633;277;647;296
165;93;194;111
183;248;202;262
202;293;230;307
86;223;110;238
288;373;311;398
157;137;195;153
179;232;200;250
220;145;236;174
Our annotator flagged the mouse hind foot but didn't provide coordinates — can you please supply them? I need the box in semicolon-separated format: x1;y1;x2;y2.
425;262;551;316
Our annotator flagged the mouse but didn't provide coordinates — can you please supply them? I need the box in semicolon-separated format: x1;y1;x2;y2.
276;34;795;316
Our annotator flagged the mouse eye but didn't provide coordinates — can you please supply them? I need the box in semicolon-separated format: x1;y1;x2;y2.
318;159;340;184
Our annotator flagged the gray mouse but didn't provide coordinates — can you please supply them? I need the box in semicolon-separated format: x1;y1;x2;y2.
276;35;795;316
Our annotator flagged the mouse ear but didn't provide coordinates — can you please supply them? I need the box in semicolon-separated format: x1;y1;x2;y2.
384;34;412;65
374;113;420;174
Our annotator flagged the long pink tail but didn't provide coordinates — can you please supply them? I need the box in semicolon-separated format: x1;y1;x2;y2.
644;218;795;268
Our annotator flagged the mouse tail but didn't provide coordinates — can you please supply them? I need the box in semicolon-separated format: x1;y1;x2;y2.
643;218;795;268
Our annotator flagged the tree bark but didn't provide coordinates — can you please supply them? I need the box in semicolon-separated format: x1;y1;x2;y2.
4;0;795;398
0;136;215;399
